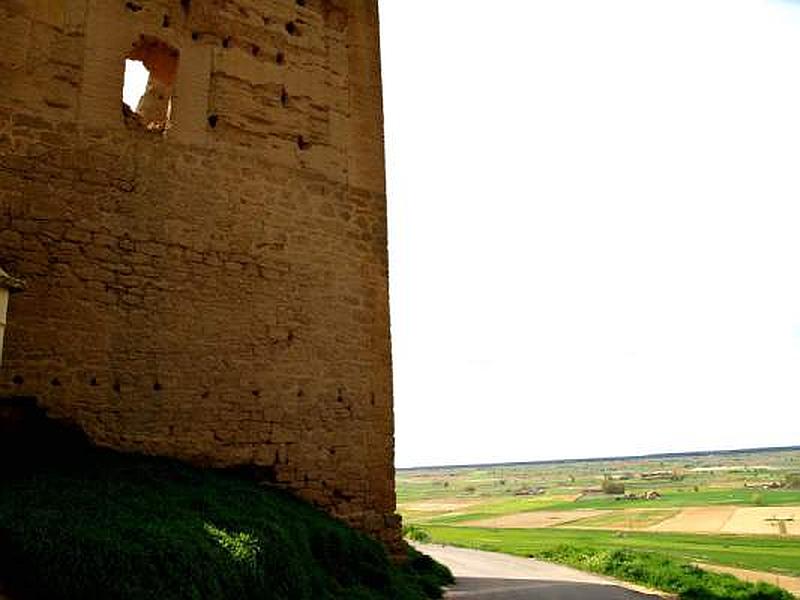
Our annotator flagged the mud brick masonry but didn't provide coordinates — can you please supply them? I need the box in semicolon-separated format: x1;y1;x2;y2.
0;0;399;548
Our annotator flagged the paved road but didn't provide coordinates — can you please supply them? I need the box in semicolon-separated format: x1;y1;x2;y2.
415;544;665;600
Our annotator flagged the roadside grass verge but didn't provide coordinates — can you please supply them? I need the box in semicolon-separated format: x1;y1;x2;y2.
0;450;453;600
420;526;795;599
421;526;800;577
534;546;794;600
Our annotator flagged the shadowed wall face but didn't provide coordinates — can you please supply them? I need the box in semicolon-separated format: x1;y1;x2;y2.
0;0;398;547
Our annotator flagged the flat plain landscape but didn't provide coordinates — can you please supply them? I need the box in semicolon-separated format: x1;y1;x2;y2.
398;447;800;596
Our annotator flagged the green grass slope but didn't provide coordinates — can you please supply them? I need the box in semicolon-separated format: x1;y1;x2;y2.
0;451;452;600
533;546;795;600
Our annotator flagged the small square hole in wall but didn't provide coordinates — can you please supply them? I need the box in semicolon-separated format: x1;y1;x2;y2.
122;36;179;132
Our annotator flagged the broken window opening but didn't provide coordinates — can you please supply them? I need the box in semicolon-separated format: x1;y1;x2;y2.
122;36;179;133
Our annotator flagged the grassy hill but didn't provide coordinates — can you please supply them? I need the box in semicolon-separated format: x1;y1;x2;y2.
0;450;452;600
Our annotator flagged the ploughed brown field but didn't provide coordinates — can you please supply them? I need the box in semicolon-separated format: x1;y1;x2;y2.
459;505;800;536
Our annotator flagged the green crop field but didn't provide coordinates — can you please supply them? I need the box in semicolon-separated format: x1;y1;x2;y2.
413;489;800;526
552;489;800;511
567;509;678;529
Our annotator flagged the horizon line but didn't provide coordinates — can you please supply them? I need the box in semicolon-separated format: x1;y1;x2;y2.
397;444;800;472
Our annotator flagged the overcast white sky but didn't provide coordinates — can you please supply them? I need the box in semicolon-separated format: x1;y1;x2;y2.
380;0;800;468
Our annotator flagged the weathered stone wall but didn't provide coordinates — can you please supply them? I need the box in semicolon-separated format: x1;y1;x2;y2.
0;0;398;547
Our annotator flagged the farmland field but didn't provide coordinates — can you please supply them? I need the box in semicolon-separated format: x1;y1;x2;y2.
397;447;800;593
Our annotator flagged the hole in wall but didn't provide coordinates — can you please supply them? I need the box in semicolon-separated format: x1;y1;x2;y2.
297;0;306;6
201;391;210;399
333;487;354;501
276;51;285;65
191;31;200;41
90;377;99;387
162;14;170;27
125;2;143;12
252;390;261;398
285;21;298;36
50;378;61;387
297;135;311;150
113;382;121;393
153;382;163;392
251;44;260;57
12;375;24;385
208;114;218;128
222;36;232;49
123;59;149;109
122;36;179;133
181;0;190;13
280;86;289;107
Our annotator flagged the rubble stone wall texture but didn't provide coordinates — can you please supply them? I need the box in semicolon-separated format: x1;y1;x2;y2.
0;0;399;547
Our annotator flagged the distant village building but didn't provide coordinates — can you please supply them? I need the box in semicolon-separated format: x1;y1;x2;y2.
745;481;783;490
514;487;546;496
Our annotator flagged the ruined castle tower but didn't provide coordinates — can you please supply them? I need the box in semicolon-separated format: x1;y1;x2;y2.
0;0;398;546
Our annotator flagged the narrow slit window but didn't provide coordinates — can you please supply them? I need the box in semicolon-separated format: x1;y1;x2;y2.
122;36;179;132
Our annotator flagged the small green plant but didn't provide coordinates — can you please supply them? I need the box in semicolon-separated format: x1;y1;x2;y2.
404;524;432;543
752;492;766;506
204;523;261;571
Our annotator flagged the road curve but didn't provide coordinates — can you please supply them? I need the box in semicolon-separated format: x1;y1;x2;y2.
415;544;666;600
